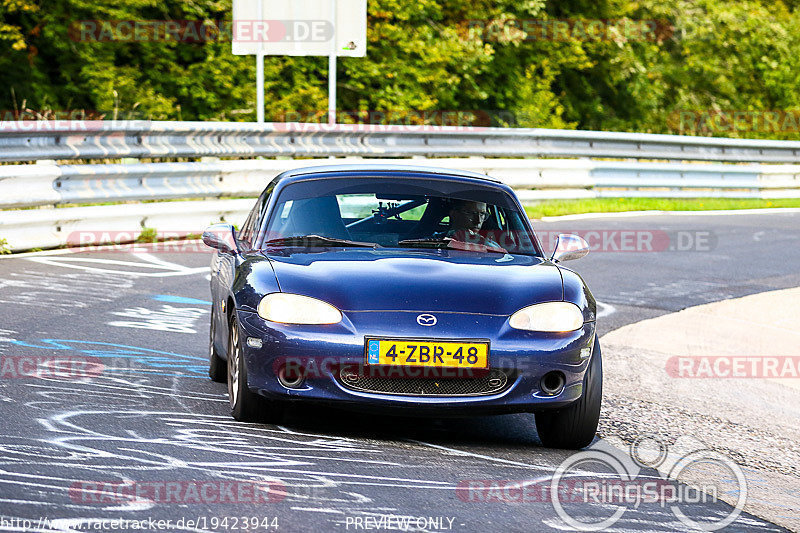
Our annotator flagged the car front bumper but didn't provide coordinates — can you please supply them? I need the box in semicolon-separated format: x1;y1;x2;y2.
236;309;597;415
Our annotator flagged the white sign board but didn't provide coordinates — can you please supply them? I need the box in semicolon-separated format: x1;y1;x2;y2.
232;0;367;57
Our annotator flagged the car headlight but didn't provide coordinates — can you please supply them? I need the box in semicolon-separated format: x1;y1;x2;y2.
509;302;584;332
257;293;343;325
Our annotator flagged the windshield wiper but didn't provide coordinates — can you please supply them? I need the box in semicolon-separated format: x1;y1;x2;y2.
398;237;508;254
397;238;448;249
263;235;380;249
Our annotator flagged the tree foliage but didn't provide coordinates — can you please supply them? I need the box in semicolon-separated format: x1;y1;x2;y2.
2;0;800;137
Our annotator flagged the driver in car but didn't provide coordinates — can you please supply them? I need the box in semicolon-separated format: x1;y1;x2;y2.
442;199;506;252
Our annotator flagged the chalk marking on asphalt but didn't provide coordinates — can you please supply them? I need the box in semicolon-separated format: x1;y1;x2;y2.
153;295;212;305
407;439;552;471
291;507;345;514
596;300;616;318
275;425;364;444
26;381;228;403
249;469;451;485
108;304;208;334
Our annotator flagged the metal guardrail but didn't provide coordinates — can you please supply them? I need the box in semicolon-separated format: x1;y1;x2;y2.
2;157;799;252
6;120;800;163
3;158;798;210
3;122;800;253
0;199;254;252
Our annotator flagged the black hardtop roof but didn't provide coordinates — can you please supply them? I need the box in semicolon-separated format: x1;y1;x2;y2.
275;163;505;185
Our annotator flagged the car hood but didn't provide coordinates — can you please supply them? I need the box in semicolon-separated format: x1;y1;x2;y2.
262;249;563;315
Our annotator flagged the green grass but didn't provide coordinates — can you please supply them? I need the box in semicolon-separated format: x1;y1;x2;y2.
524;197;800;218
0;238;10;255
135;227;158;243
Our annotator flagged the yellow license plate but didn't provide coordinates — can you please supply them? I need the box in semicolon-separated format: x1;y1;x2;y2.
365;338;489;368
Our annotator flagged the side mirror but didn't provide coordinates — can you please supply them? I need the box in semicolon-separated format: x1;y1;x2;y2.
202;223;238;254
550;233;589;263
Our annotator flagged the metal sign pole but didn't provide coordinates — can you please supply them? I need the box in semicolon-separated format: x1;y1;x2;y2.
328;0;337;126
257;52;265;123
257;0;265;123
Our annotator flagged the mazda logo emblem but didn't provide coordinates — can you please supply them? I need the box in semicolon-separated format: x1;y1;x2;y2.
417;314;437;326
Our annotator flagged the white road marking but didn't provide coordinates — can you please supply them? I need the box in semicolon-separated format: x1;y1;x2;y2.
407;439;551;471
26;253;206;278
596;300;616;318
291;507;345;514
0;239;205;260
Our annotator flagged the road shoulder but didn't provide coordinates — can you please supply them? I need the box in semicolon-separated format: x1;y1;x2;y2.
599;287;800;531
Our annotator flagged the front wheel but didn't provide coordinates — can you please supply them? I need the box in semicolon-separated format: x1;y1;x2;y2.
535;337;602;449
227;314;283;423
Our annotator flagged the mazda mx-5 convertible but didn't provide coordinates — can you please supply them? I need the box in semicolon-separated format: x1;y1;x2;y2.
203;164;600;449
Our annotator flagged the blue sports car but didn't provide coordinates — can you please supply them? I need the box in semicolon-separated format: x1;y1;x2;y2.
203;164;600;449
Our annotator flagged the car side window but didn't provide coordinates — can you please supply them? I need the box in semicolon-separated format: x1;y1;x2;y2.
239;183;275;249
251;182;278;247
237;206;259;249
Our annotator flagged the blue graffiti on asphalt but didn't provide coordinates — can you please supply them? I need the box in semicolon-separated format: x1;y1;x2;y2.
7;339;207;378
152;294;212;305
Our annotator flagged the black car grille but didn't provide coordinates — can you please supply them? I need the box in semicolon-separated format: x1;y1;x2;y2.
337;368;513;396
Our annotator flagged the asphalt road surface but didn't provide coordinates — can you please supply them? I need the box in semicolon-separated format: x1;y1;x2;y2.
0;211;797;532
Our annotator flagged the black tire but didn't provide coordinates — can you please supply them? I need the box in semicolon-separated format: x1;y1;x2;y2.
535;337;602;449
208;306;227;383
227;314;283;423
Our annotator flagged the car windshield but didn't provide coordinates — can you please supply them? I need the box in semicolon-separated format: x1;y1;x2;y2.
261;176;541;256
